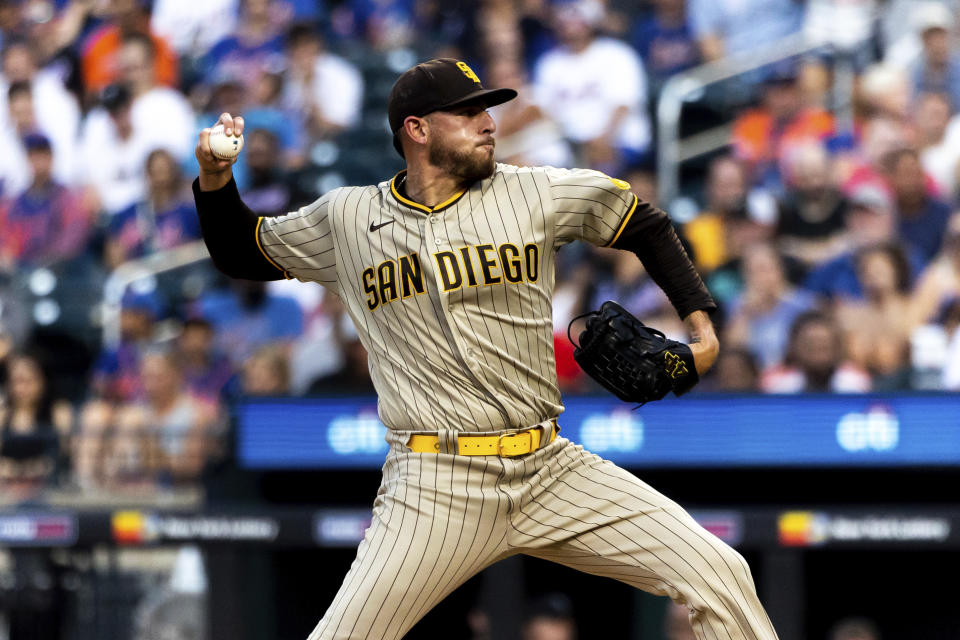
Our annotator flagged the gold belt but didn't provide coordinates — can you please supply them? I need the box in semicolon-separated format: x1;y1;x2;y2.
406;420;558;457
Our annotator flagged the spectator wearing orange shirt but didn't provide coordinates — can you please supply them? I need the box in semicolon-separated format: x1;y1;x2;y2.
80;0;179;98
732;65;835;190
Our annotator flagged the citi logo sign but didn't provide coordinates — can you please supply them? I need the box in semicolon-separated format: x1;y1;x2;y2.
580;411;643;453
329;414;388;454
836;406;899;452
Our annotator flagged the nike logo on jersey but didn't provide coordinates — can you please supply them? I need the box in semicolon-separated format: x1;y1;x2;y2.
369;220;394;232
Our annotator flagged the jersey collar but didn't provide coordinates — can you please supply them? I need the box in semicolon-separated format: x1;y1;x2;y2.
389;170;468;214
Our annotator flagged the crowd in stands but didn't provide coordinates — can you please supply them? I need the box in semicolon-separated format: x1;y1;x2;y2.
1;0;960;495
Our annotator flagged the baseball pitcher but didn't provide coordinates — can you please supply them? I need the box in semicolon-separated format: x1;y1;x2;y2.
193;58;779;640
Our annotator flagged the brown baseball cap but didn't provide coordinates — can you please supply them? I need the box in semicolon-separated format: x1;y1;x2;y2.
388;58;517;156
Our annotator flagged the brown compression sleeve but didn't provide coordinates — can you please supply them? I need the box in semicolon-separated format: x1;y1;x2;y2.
609;197;716;319
192;177;287;281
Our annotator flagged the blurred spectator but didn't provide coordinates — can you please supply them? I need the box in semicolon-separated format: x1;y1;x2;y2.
684;156;772;308
0;353;72;495
829;616;881;640
203;0;289;95
81;0;180;97
0;132;93;271
0;79;78;198
246;67;307;166
0;38;80;185
240;343;290;396
79;65;192;216
330;0;417;50
521;593;576;640
724;243;815;370
274;280;348;393
857;64;912;123
837;113;911;198
704;347;760;392
941;300;960;389
908;211;960;327
760;311;872;393
283;23;363;141
883;147;952;262
307;317;373;394
0;80;39;197
118;33;195;160
914;92;958;198
629;0;700;92
589;248;683;338
240;128;303;216
688;0;803;62
686;155;750;273
73;398;114;489
104;148;201;269
663;601;696;640
910;2;960;109
804;0;878;64
776;143;850;268
151;0;240;59
91;289;162;402
195;279;303;368
173;318;233;402
110;350;219;486
0;2;25;49
731;65;836;190
835;243;914;389
884;0;959;70
478;1;523;67
533;0;650;173
466;607;490;640
77;83;140;214
487;55;573;168
553;254;594;393
804;183;922;300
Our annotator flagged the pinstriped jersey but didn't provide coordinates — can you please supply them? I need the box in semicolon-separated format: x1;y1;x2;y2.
257;163;638;433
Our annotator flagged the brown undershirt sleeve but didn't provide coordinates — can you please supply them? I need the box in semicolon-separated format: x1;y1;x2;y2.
609;197;716;319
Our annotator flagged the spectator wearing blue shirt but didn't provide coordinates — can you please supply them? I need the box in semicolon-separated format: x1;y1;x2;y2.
105;148;202;269
911;7;960;112
202;0;288;94
804;184;924;300
200;68;303;192
92;289;164;403
194;280;303;368
884;147;953;264
724;242;815;370
688;0;803;62
330;0;415;49
630;0;700;91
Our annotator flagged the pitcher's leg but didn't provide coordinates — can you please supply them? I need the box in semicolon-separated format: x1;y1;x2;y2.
515;443;778;640
308;453;511;640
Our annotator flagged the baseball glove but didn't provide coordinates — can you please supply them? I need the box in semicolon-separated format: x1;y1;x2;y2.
568;300;699;404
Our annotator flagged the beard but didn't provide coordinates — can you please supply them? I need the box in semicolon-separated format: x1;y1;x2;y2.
428;137;495;184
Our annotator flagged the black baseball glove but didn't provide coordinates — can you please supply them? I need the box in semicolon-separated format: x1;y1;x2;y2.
568;300;699;405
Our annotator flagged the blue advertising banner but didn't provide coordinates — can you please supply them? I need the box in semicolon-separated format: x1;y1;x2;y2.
236;394;960;469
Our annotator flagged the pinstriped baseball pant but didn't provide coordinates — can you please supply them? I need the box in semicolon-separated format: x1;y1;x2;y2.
307;430;779;640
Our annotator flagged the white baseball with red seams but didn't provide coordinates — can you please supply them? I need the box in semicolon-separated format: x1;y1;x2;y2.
208;124;244;160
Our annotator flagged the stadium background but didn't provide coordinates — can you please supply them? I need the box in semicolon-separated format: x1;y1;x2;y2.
1;0;960;638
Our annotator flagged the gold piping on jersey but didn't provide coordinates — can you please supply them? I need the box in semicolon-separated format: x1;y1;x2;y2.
604;193;639;247
390;170;467;214
255;217;291;279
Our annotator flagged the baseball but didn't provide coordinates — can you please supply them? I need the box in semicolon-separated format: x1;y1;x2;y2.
208;123;244;160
